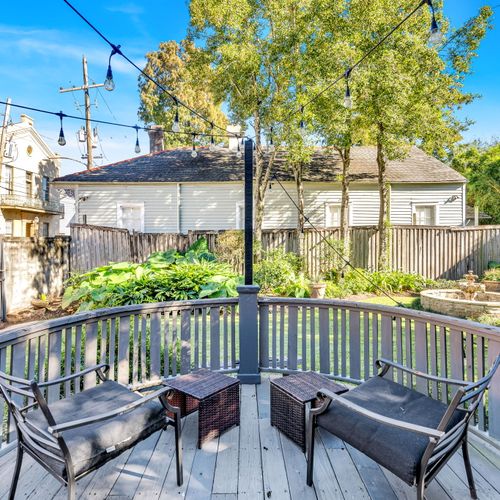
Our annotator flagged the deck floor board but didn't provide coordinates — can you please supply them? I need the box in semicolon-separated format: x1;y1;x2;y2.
1;377;499;500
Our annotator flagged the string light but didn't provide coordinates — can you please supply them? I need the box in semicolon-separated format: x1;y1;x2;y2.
172;98;181;133
344;70;353;109
191;133;198;158
236;137;242;158
134;125;141;153
104;45;120;91
209;123;216;151
57;112;66;146
268;127;275;152
427;0;443;46
299;105;306;138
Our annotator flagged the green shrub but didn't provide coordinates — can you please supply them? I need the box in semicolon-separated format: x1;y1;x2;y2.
475;314;500;327
254;250;304;294
317;238;350;281
63;238;240;311
483;268;500;282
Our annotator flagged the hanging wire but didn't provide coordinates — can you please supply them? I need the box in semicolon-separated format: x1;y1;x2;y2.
271;173;405;307
0;101;236;139
62;0;236;139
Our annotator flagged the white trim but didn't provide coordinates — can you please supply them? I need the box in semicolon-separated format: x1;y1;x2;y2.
176;183;181;233
411;202;440;226
116;202;145;232
324;202;348;228
462;184;466;227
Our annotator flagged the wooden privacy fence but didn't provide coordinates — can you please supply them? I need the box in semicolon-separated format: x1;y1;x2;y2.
70;223;500;280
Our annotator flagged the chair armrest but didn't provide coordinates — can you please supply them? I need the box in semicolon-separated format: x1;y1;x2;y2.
376;358;466;386
316;388;445;439
48;385;175;436
37;364;109;388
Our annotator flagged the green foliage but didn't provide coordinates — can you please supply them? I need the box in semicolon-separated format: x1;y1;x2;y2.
451;141;500;224
325;269;435;298
475;314;500;327
63;238;240;311
215;230;245;271
317;238;349;281
254;250;309;297
483;268;500;282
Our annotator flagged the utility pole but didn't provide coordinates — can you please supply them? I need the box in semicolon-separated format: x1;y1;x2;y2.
60;56;104;170
0;98;11;172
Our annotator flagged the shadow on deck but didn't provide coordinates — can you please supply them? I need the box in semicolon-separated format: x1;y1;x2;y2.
1;377;499;500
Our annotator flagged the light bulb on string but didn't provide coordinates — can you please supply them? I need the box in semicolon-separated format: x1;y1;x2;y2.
268;127;275;152
104;45;121;91
427;0;443;46
191;134;198;158
57;112;66;146
344;70;353;109
236;137;242;158
172;99;181;133
209;123;216;151
134;126;141;154
299;105;307;138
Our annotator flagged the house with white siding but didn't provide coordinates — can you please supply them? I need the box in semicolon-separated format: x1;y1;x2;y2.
53;132;466;233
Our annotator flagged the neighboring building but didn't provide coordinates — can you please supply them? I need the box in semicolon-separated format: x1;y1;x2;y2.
465;205;491;226
59;190;76;235
0;114;62;236
53;130;466;233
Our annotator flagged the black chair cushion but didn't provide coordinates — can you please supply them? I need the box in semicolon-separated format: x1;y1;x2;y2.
26;380;166;479
316;376;466;485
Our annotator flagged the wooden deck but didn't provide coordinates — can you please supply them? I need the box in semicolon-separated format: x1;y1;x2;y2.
1;377;500;500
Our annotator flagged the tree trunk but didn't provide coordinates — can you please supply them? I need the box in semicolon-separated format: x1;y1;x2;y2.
338;146;351;259
376;126;389;270
294;164;305;258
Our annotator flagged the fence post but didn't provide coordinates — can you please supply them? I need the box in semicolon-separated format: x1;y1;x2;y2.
237;285;261;384
488;337;500;440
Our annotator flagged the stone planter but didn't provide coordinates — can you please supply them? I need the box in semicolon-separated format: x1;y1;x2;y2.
483;280;500;293
310;283;327;299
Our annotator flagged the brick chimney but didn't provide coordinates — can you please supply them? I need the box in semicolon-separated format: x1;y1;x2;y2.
148;125;164;153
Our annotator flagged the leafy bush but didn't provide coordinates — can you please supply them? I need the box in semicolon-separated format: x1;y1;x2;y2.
215;230;244;271
63;238;240;311
317;238;349;281
325;268;436;297
483;268;500;282
254;250;308;297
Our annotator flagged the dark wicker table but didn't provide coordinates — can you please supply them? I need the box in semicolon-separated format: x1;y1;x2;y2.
270;372;348;451
165;369;240;448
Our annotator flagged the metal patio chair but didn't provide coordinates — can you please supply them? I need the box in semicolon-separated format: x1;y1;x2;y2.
306;355;500;500
0;363;183;500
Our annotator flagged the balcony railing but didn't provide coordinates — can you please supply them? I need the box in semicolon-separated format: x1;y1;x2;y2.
0;193;62;214
0;295;499;455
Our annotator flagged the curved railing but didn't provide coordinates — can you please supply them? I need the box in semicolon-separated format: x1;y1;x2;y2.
1;295;499;453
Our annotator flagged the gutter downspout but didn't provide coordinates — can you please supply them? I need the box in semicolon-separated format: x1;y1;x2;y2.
177;183;181;234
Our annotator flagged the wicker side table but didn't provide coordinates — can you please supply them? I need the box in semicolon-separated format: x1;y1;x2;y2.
165;369;240;448
270;372;348;451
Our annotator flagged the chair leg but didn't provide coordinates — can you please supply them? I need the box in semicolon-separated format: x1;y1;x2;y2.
8;445;23;500
66;479;76;500
174;419;183;486
416;479;425;500
462;439;478;499
306;416;315;487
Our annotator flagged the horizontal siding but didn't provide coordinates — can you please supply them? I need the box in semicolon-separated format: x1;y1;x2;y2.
263;182;298;229
78;185;177;232
390;183;464;226
180;184;243;231
304;183;380;226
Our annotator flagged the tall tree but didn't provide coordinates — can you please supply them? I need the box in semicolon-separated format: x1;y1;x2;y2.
138;40;227;147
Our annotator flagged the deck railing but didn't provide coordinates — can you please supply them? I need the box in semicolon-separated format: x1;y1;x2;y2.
0;293;499;454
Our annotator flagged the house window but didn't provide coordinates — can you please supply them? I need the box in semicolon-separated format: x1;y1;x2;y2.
236;203;244;229
42;222;50;237
413;204;438;225
117;203;144;233
325;203;343;228
4;220;13;235
42;176;50;202
26;172;33;198
2;166;13;194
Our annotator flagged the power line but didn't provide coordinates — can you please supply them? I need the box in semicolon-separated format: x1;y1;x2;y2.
0;100;235;139
62;0;234;139
270;173;405;307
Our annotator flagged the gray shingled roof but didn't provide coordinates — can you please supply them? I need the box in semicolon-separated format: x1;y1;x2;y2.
54;145;465;184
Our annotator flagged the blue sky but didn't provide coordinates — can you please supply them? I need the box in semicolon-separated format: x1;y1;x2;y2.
0;1;499;176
